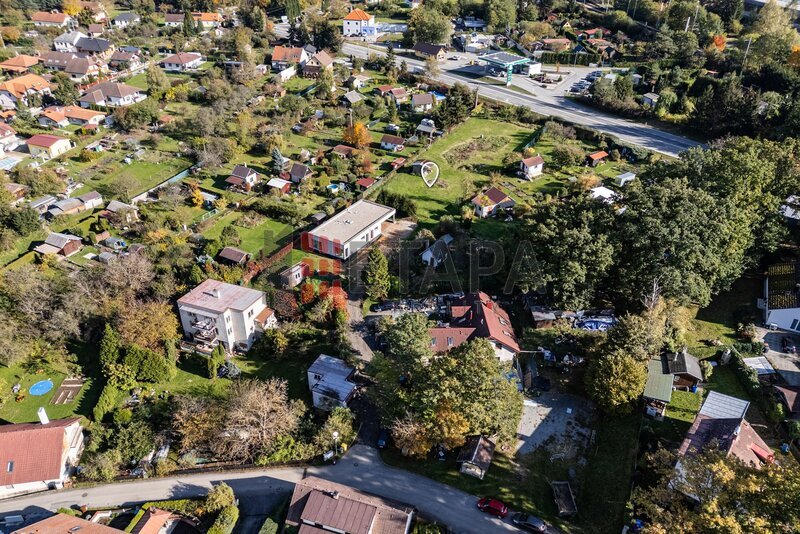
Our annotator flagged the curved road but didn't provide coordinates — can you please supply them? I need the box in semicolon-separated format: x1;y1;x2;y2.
0;445;526;534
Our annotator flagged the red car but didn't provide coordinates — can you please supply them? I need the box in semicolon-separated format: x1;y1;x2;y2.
477;497;509;518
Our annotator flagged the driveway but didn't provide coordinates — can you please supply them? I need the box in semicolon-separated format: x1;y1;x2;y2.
759;328;800;386
0;445;522;534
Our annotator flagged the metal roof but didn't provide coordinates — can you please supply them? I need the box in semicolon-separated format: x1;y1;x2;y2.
307;200;395;246
643;358;673;403
699;391;749;420
479;51;531;67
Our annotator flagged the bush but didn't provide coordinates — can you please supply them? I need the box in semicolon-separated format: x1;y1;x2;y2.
123;345;176;382
258;518;279;534
700;360;713;381
208;505;239;534
205;483;235;514
730;350;761;397
93;384;122;422
550;144;584;167
376;190;417;218
788;420;800;440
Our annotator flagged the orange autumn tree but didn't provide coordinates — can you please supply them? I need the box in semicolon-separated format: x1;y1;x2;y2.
343;121;370;149
299;281;316;304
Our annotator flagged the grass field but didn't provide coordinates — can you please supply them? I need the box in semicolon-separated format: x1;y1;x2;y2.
201;210;294;256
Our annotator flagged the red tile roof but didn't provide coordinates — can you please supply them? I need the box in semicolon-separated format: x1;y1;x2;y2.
0;418;81;486
587;151;608;160
356;177;376;189
344;8;372;21
522;155;544;166
12;513;118;533
27;134;68;148
472;186;510;206
272;46;305;63
429;292;520;353
31;11;71;23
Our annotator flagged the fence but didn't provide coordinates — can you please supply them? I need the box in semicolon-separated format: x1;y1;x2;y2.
241;238;296;284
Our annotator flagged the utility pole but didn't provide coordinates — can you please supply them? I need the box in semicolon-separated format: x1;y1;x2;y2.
741;37;752;72
684;16;691;32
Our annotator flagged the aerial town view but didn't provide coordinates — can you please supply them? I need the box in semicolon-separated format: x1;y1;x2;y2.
0;0;798;532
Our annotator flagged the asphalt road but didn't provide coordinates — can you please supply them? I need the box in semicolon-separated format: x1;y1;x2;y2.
339;41;699;157
0;446;530;534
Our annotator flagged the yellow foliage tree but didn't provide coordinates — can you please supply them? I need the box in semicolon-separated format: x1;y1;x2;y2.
117;300;179;353
62;0;81;15
343;121;371;149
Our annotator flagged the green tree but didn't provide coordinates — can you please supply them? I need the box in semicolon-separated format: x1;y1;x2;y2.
585;348;647;414
208;344;226;378
364;247;391;301
99;323;121;372
271;147;285;175
145;63;170;95
52;72;79;105
487;0;516;32
407;7;452;45
183;11;197;36
383;313;434;373
113;417;155;463
205;483;236;513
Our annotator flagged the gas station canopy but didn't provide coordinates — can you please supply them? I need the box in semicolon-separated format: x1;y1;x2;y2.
478;52;531;85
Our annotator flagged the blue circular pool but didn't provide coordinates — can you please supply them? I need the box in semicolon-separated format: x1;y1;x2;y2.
29;379;53;396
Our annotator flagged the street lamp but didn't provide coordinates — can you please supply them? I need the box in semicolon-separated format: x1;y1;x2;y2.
332;431;340;465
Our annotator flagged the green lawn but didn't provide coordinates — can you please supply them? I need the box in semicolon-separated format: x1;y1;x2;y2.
201;210;294;257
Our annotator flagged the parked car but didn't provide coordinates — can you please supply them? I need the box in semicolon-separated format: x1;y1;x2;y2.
477;497;508;518
783;337;797;354
512;513;548;532
385;123;400;133
376;428;390;449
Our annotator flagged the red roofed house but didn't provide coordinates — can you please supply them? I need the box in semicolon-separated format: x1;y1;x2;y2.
472;186;515;218
302;50;333;78
11;513;118;533
0;415;84;499
27;134;72;159
429;292;520;361
519;154;544;179
356;177;376;191
0;55;40;74
586;150;608;167
342;8;376;37
270;46;309;71
31;11;74;27
0;74;52;107
679;391;774;471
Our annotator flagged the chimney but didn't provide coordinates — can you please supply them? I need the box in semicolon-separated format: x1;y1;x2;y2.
37;407;50;425
212;287;220;298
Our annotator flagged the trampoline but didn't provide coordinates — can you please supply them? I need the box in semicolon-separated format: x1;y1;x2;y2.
29;379;54;396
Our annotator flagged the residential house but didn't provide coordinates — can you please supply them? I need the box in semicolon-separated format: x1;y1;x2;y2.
458;33;493;53
103;199;139;224
380;134;405;152
348;74;370;89
307;354;358;411
61;56;106;82
0;122;17;149
774;385;800;416
45;191;102;218
304;199;396;260
177;279;273;352
412;42;446;61
108;50;141;70
463;16;488;30
286;162;312;183
457;435;495;479
33;232;82;256
420;233;453;267
270;46;308;71
577;27;610;39
472;186;515;218
342;8;376;37
428;292;520;361
763;261;800;331
31;11;73;28
218;246;251;265
415;118;438;139
586;150;608;166
302;50;333;78
286;476;414;534
27;134;72;159
410;92;435;112
11;513;118;533
280;262;310;289
375;84;394;97
79;81;145;108
87;24;105;38
679;391;774;469
54;31;87;52
74;37;113;58
79;1;108;22
164;12;222;29
0;55;40;74
0;74;52;107
0;416;84;500
28;195;58;214
542;38;572;52
341;90;364;107
160;52;203;71
39;106;106;128
266;177;292;195
225;163;260;191
112;12;141;28
520;155;544;179
389;87;409;105
642;92;660;107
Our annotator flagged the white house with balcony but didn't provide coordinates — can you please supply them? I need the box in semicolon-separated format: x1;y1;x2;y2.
177;279;275;353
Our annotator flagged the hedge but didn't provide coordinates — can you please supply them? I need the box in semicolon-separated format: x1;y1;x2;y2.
124;499;204;532
258;495;290;534
92;384;121;422
208;505;239;534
